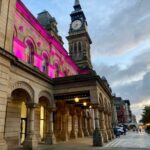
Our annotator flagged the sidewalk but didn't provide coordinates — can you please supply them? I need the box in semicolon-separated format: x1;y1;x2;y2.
36;132;150;150
104;131;150;149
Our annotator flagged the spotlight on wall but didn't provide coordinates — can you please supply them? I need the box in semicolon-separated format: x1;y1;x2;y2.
83;102;87;106
74;97;79;103
89;105;92;109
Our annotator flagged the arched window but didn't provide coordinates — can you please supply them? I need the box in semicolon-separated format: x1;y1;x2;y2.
78;42;82;56
70;45;73;55
74;43;77;56
55;63;59;77
13;26;17;38
42;53;49;74
25;40;34;65
40;105;45;141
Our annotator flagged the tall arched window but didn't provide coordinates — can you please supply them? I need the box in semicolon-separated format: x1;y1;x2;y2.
42;53;49;74
74;43;77;56
25;40;34;65
55;63;59;78
40;105;45;141
78;42;82;55
13;26;17;38
70;45;73;56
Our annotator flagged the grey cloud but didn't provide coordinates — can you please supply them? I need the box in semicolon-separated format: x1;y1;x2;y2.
90;0;150;56
114;71;150;104
94;49;150;104
94;48;150;86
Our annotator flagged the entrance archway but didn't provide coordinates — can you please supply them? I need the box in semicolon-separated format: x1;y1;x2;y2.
5;88;32;149
20;101;27;144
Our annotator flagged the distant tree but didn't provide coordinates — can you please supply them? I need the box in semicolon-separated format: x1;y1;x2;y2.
140;105;150;124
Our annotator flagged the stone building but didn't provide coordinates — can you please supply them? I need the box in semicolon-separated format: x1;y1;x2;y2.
124;100;132;123
0;0;114;150
113;97;132;125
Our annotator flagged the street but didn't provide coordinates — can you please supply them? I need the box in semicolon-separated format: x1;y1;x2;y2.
37;131;150;150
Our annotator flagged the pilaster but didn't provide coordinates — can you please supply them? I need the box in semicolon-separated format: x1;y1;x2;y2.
70;106;77;139
83;110;89;136
76;108;84;138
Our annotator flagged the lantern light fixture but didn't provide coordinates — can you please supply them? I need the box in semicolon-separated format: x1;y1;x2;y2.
75;97;79;103
83;102;87;106
89;105;92;109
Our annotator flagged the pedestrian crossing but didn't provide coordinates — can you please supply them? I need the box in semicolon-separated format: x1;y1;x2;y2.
104;138;123;147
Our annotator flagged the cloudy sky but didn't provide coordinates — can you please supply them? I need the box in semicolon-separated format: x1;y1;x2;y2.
22;0;150;122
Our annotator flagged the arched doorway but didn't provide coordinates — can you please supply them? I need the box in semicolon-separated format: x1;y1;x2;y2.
20;101;27;145
38;93;54;143
5;88;32;149
39;97;49;142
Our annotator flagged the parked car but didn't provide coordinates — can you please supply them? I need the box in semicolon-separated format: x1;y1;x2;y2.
116;126;124;135
113;127;121;137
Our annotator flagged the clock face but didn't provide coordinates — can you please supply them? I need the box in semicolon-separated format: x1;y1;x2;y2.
71;20;82;30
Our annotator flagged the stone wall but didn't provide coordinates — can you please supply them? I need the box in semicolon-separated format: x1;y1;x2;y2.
0;54;10;150
5;101;21;149
0;0;16;52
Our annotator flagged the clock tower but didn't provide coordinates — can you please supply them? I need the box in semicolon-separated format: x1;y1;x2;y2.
66;0;93;69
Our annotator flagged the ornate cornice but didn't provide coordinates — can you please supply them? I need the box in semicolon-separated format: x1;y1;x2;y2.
53;72;112;98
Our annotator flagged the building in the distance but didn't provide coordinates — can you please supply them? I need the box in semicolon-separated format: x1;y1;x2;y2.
124;100;132;123
113;96;134;126
0;0;115;150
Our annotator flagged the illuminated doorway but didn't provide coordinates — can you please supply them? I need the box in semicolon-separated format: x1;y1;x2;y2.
20;102;27;145
40;105;45;141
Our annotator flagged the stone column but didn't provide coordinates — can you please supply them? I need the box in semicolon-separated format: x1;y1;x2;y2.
106;113;111;140
87;112;93;136
108;113;114;139
104;111;109;141
70;107;77;139
23;103;38;150
45;107;56;144
59;107;69;141
83;110;89;136
76;108;84;138
99;109;108;143
93;107;103;146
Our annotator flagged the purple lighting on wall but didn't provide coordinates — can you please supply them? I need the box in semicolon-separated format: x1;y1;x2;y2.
13;0;90;79
13;37;26;61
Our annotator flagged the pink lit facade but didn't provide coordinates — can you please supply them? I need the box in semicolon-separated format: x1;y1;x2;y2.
13;0;82;78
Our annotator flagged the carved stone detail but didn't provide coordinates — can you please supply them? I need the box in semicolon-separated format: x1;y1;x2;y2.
38;90;54;106
11;81;34;100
